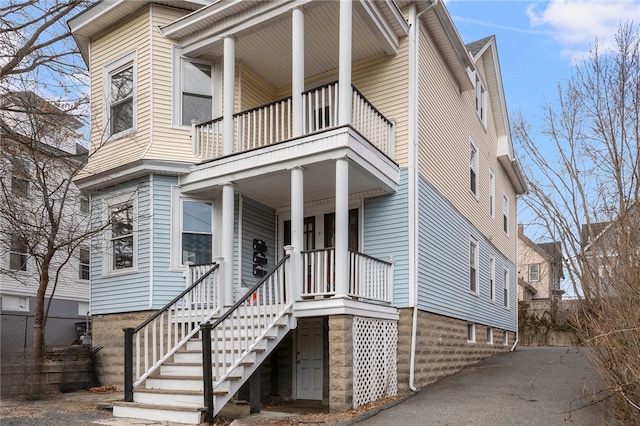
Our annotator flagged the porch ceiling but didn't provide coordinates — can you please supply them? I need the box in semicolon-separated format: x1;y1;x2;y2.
179;127;400;209
163;1;407;89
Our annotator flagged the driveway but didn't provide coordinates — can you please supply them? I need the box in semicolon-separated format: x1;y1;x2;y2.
353;346;617;426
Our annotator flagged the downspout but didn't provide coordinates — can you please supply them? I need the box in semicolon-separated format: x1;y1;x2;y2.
408;0;437;393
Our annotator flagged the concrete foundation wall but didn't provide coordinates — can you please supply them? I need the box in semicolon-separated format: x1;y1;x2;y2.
91;311;154;388
397;308;513;392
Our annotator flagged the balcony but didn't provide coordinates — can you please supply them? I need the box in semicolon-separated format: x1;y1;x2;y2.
191;82;395;162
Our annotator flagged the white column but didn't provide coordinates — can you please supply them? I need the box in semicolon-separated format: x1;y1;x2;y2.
221;183;235;306
334;158;349;298
338;0;352;126
290;166;304;301
223;36;236;155
292;7;304;137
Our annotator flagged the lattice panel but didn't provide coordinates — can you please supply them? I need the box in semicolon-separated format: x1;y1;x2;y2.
352;316;398;408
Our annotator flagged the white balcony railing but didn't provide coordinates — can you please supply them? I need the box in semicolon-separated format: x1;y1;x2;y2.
301;248;393;304
192;82;395;160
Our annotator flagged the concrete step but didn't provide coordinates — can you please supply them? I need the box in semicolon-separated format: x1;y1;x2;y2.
113;401;204;425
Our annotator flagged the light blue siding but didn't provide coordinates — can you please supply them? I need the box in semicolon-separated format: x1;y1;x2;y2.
417;175;517;331
90;177;152;314
240;196;276;289
150;175;184;307
364;169;410;306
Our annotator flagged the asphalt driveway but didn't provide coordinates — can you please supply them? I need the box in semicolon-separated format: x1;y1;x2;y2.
353;346;617;426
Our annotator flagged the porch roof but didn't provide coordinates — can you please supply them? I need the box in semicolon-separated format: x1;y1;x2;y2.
179;126;400;209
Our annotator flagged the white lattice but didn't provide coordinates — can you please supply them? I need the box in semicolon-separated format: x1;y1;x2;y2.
352;317;398;408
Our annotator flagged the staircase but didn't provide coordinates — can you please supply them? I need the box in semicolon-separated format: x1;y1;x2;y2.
113;256;293;424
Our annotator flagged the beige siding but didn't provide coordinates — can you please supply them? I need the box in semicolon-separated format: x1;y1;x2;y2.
239;63;277;110
417;27;517;262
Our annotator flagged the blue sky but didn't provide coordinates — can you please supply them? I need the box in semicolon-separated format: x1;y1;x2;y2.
446;0;640;137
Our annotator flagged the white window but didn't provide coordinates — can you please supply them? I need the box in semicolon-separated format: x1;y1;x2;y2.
487;327;493;344
489;169;495;218
11;158;29;198
503;268;510;309
503;330;508;346
9;234;28;271
80;196;90;214
467;323;476;343
173;49;220;127
469;138;478;197
182;200;213;265
469;237;479;294
503;193;509;234
528;264;540;282
475;74;486;123
105;194;137;273
1;295;29;312
489;255;495;302
79;247;90;280
77;301;90;317
104;52;136;139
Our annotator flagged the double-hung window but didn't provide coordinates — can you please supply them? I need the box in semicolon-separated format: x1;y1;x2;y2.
528;264;540;282
469;139;478;197
503;268;510;308
182;201;213;265
104;52;136;138
109;200;135;271
181;61;213;126
469;237;479;294
79;247;90;280
503;193;509;234
11;158;29;197
489;169;495;218
475;74;486;123
9;234;28;271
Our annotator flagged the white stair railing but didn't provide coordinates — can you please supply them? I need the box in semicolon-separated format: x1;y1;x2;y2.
348;251;393;303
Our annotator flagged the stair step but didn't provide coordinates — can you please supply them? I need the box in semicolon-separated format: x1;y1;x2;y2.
132;384;230;407
160;363;244;378
174;349;256;364
186;337;269;352
113;401;204;425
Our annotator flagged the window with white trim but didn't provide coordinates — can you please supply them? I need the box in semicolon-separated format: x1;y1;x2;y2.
467;323;476;343
469;138;478;197
11;158;29;198
487;327;493;344
489;169;495;218
2;295;29;312
503;330;508;346
489;255;495;302
79;247;90;280
475;73;486;123
9;234;28;271
173;49;220;127
182;200;213;265
106;197;136;272
469;237;479;294
104;52;136;138
503;193;509;234
528;264;540;282
503;268;510;309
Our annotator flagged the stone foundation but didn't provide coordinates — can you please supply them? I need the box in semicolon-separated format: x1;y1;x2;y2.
328;315;353;412
91;311;154;388
397;309;514;392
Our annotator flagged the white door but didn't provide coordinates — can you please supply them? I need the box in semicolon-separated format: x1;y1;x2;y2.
296;318;323;400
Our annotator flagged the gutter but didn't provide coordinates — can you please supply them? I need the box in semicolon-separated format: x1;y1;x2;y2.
408;0;438;393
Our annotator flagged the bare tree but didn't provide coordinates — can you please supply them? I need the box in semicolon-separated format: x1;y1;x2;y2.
512;22;640;422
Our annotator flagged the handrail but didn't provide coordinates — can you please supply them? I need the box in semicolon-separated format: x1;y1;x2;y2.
124;263;220;401
201;254;291;419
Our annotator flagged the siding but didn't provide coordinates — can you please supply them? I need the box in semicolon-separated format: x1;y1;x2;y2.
363;169;409;306
239;196;277;288
90;178;151;315
149;175;184;307
417;174;517;331
417;26;517;262
239;63;278;111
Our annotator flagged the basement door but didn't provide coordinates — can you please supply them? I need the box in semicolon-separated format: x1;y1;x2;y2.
296;318;323;400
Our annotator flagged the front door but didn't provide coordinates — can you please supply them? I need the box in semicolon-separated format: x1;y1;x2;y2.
296;318;323;400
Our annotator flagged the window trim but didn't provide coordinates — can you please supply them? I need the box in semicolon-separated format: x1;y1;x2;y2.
9;234;28;272
475;73;487;125
489;254;496;302
103;50;137;140
180;199;214;266
467;323;476;343
469;137;479;198
503;330;509;346
469;236;479;295
172;46;221;128
503;267;510;309
103;192;138;276
503;193;509;235
487;327;493;345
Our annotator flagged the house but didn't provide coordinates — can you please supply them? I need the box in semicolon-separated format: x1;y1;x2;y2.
517;224;564;323
69;0;526;422
0;91;90;383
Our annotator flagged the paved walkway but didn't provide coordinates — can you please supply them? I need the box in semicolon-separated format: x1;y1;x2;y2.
352;346;617;426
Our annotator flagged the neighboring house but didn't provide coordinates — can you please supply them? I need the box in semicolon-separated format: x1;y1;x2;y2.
0;92;90;369
517;224;564;323
69;0;526;423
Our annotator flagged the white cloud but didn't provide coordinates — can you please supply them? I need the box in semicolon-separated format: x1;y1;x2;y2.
527;0;640;60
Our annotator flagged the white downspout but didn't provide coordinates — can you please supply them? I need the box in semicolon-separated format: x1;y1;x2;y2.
408;0;438;393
